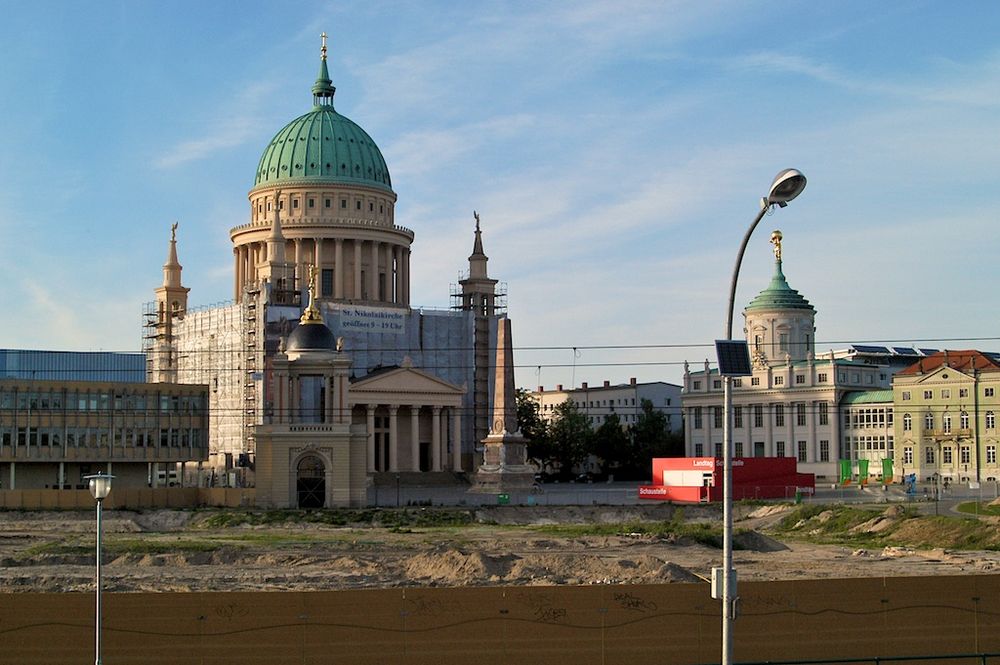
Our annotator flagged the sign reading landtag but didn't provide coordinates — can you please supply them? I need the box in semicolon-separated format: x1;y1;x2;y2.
339;306;406;334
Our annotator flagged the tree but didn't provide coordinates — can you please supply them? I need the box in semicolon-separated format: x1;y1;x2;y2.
626;398;683;478
592;414;631;476
516;388;552;468
547;400;593;477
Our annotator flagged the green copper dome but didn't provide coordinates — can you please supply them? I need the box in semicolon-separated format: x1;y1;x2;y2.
745;259;814;312
253;44;392;193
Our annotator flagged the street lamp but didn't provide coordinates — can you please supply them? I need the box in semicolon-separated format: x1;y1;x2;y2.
718;169;806;665
85;473;114;665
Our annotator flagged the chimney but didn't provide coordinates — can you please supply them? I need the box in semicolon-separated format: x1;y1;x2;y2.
603;380;611;388
581;382;588;390
556;384;563;391
537;385;544;393
630;377;637;386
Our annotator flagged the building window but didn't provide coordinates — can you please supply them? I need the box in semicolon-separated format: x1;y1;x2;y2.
308;198;314;208
818;402;828;426
903;446;913;465
987;445;997;465
902;391;911;401
713;380;721;389
925;447;935;464
923;390;933;400
733;379;742;388
960;388;969;398
751;377;760;386
734;406;743;429
325;198;331;208
961;446;971;465
987;411;996;429
903;413;912;431
943;446;953;465
779;333;789;353
795;374;805;384
819;440;830;462
369;202;374;211
941;389;951;399
960;411;969;430
735;442;744;457
292;198;299;209
694;443;703;456
987;388;995;398
924;413;934;430
341;199;347;209
818;373;827;383
714;442;723;457
356;200;362;210
776;440;785;457
796;403;806;426
774;376;784;386
693;381;701;390
797;440;807;462
754;405;763;428
775;404;785;427
694;407;703;430
713;406;723;429
322;269;334;297
943;414;952;433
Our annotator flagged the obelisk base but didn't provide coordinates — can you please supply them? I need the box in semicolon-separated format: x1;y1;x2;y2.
469;433;535;493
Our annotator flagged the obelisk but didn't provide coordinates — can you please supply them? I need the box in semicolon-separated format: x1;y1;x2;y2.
471;317;535;492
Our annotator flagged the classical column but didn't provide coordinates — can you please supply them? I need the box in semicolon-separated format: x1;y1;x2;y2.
313;238;323;296
8;462;13;490
290;372;299;422
234;247;242;301
388;405;399;472
324;376;333;423
393;246;403;304
410;405;420;471
370;240;379;301
334;239;344;299
58;461;65;489
294;239;303;289
353;240;362;299
402;248;410;305
431;406;442;472
451;408;462;471
366;405;376;473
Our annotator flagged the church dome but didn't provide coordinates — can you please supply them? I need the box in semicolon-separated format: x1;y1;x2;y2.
286;321;337;352
746;260;814;312
252;41;392;193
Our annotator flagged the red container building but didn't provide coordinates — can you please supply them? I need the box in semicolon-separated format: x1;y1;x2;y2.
638;457;814;503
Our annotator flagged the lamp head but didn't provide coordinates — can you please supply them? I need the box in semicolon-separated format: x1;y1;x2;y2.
85;473;114;501
767;168;807;207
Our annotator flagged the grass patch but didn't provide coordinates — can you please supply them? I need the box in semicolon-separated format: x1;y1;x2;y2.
955;501;1000;517
199;508;475;529
532;519;725;548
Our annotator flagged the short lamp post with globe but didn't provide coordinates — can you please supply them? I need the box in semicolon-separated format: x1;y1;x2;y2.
85;473;114;665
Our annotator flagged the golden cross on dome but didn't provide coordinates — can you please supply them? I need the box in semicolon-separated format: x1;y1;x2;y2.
321;32;328;61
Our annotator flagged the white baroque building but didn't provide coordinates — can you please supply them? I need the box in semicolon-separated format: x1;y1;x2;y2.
682;232;891;481
532;379;682;432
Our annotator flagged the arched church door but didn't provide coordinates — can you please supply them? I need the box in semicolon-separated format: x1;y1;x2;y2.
296;455;326;509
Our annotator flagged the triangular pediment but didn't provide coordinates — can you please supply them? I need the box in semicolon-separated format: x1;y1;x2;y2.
352;366;464;396
911;365;974;384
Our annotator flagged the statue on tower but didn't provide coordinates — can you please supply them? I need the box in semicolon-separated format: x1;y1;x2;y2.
770;229;783;261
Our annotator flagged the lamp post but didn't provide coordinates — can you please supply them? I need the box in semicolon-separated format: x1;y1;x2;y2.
85;473;114;665
720;169;806;665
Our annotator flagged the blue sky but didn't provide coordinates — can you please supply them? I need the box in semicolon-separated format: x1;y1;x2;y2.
2;1;1000;389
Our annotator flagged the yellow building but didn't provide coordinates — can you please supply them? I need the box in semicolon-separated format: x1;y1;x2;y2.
892;350;1000;484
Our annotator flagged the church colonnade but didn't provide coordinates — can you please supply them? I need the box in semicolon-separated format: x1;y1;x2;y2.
359;403;462;473
233;235;410;305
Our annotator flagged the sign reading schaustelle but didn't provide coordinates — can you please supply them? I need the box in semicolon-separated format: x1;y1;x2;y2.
338;306;406;334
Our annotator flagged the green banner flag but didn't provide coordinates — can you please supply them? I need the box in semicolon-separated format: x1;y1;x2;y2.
858;459;869;485
882;458;894;483
839;459;852;484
